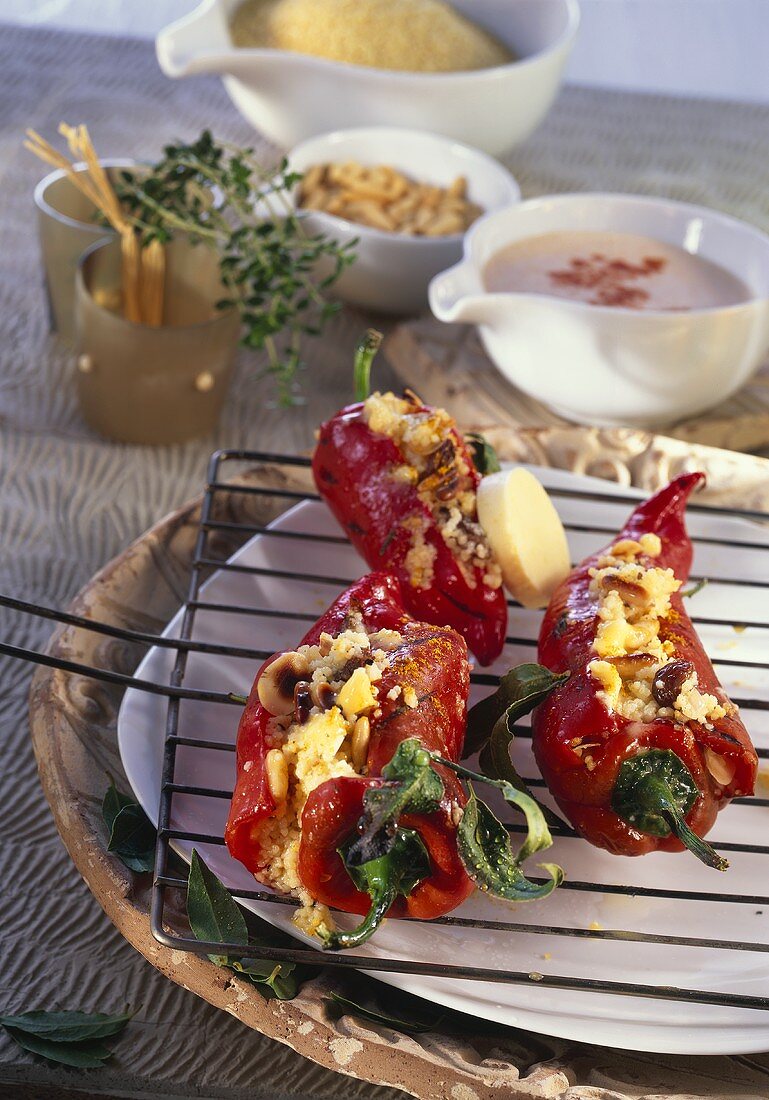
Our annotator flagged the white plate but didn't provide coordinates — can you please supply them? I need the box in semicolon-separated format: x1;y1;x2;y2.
117;465;769;1055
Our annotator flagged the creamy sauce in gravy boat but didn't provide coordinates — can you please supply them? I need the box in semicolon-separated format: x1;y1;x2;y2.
430;194;769;428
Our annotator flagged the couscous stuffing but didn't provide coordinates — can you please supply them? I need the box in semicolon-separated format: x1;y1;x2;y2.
587;535;727;728
362;392;503;592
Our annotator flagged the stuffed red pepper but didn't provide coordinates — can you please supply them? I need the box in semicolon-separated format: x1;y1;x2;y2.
312;362;507;666
225;572;474;947
533;472;757;867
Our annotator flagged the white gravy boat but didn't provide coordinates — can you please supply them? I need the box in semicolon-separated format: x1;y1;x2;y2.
429;194;769;428
156;0;579;155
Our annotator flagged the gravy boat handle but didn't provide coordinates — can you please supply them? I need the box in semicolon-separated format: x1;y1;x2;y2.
429;262;496;325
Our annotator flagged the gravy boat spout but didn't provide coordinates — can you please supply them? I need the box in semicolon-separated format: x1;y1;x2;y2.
429;262;505;326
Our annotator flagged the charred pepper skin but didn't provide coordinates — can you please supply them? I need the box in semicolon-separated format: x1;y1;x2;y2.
532;473;758;859
225;572;474;921
312;400;507;666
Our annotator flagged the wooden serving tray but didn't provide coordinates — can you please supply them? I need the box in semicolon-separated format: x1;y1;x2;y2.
386;317;769;456
28;447;769;1100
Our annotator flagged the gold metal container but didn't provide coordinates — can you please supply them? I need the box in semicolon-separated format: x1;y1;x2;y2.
34;161;132;342
75;235;241;445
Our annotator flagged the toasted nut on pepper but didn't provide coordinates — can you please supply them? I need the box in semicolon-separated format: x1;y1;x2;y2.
257;651;310;715
704;746;737;787
265;748;288;803
311;681;336;711
351;715;370;772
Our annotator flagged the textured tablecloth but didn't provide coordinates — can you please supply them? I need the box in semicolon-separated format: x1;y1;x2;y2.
2;21;769;1100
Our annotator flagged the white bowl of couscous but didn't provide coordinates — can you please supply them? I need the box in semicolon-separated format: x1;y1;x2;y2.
157;0;580;156
287;126;521;314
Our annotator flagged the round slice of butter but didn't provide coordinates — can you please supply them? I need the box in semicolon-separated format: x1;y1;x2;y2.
476;467;571;609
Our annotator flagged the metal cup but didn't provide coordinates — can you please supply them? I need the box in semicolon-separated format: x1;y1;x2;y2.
34;160;133;342
74;235;241;445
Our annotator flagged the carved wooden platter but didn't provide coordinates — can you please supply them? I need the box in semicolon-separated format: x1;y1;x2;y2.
28;441;769;1100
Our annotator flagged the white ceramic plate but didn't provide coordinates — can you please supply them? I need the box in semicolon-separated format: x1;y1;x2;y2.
117;465;769;1054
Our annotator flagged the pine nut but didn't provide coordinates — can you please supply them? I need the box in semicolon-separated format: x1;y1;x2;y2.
351;715;370;772
265;748;288;803
704;746;736;787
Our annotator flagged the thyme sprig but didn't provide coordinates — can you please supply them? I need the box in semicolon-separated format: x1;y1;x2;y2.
114;130;356;404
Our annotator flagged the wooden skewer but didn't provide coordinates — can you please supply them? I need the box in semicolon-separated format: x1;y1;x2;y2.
140;239;166;328
26;124;165;327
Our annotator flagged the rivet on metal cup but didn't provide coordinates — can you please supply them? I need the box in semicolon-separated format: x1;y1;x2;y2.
194;371;215;393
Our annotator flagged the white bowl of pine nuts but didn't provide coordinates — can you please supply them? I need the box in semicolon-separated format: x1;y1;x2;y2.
287;127;520;314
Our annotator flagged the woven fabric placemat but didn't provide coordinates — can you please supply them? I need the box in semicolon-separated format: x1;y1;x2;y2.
2;19;769;1100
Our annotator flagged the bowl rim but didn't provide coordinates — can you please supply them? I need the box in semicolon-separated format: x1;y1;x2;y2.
288;125;522;247
458;190;769;317
221;0;580;84
34;158;136;232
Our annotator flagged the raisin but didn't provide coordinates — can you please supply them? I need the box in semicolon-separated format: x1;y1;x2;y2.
652;659;695;707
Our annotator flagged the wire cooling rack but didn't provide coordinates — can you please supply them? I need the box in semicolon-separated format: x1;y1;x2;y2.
7;448;769;1013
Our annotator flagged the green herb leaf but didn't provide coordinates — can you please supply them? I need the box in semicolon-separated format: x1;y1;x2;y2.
681;577;708;599
465;432;501;476
345;738;443;869
103;782;155;872
102;781;134;832
322;828;430;951
0;1010;132;1043
229;958;300;1001
110;131;358;405
326;992;444;1034
187;849;249;951
2;1028;114;1067
478;714;565;833
186;853;308;997
458;785;563;901
107;804;156;872
465;664;569;758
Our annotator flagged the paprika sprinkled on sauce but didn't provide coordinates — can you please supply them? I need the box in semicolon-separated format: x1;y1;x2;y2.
483;230;750;311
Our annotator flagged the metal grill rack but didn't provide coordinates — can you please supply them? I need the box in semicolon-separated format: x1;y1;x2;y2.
6;448;769;1014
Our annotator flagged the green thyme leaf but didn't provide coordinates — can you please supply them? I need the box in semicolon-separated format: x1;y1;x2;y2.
110;130;357;405
458;786;563;901
326;992;444;1034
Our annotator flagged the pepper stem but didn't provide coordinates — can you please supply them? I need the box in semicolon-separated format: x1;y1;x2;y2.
353;328;383;402
320;882;397;951
660;796;729;872
611;749;729;872
320;827;431;951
